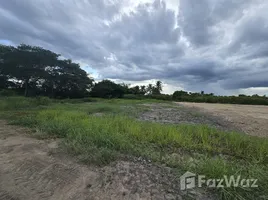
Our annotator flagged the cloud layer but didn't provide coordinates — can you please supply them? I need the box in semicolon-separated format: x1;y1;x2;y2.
1;0;268;94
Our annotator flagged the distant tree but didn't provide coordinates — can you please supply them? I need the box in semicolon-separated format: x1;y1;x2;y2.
155;81;163;93
90;80;124;98
146;84;153;95
147;80;163;95
130;86;140;95
190;92;201;97
252;94;259;97
42;59;93;98
120;83;130;93
140;85;146;95
152;87;160;95
173;90;188;100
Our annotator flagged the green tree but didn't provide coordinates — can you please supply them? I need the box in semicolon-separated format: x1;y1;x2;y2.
120;83;130;94
173;90;188;100
1;44;59;96
155;80;163;94
90;80;124;98
130;86;140;95
0;44;93;98
146;84;153;95
0;45;17;89
140;85;146;95
42;59;93;98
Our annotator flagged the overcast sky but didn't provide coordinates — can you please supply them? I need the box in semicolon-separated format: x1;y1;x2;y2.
1;0;268;95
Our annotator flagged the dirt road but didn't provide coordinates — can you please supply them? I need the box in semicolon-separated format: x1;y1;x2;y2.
178;102;268;137
0;120;214;200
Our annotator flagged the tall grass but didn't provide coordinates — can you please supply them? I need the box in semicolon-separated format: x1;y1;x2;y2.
0;96;52;110
29;110;268;163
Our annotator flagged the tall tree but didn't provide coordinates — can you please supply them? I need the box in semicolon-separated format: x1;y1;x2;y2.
140;85;146;95
130;86;140;95
0;45;17;88
120;83;130;94
2;44;60;96
42;59;93;98
0;44;93;98
154;80;163;94
146;84;153;95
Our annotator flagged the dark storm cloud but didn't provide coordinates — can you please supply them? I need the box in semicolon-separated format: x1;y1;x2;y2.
178;0;253;47
104;57;229;84
222;71;268;89
0;0;118;61
0;0;268;93
228;11;268;59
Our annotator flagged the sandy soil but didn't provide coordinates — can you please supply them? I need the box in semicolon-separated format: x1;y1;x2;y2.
178;102;268;137
0;120;213;200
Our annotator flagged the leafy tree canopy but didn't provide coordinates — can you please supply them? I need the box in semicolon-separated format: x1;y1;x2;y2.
0;44;93;98
90;80;125;98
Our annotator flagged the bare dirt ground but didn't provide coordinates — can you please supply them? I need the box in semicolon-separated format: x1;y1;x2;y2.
0;120;213;200
178;102;268;137
139;103;239;132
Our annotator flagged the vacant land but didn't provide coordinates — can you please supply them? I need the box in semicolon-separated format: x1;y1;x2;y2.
0;97;268;200
178;102;268;137
139;103;238;132
0;120;198;200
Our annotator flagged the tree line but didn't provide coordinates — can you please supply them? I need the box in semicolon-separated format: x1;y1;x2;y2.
0;44;163;99
1;44;267;105
90;80;163;98
172;90;268;105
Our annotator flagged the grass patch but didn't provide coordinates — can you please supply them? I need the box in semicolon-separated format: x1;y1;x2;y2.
0;96;52;110
27;110;268;163
0;96;267;199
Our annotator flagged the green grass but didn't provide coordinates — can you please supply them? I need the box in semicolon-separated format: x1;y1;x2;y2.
0;96;52;110
0;96;267;199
